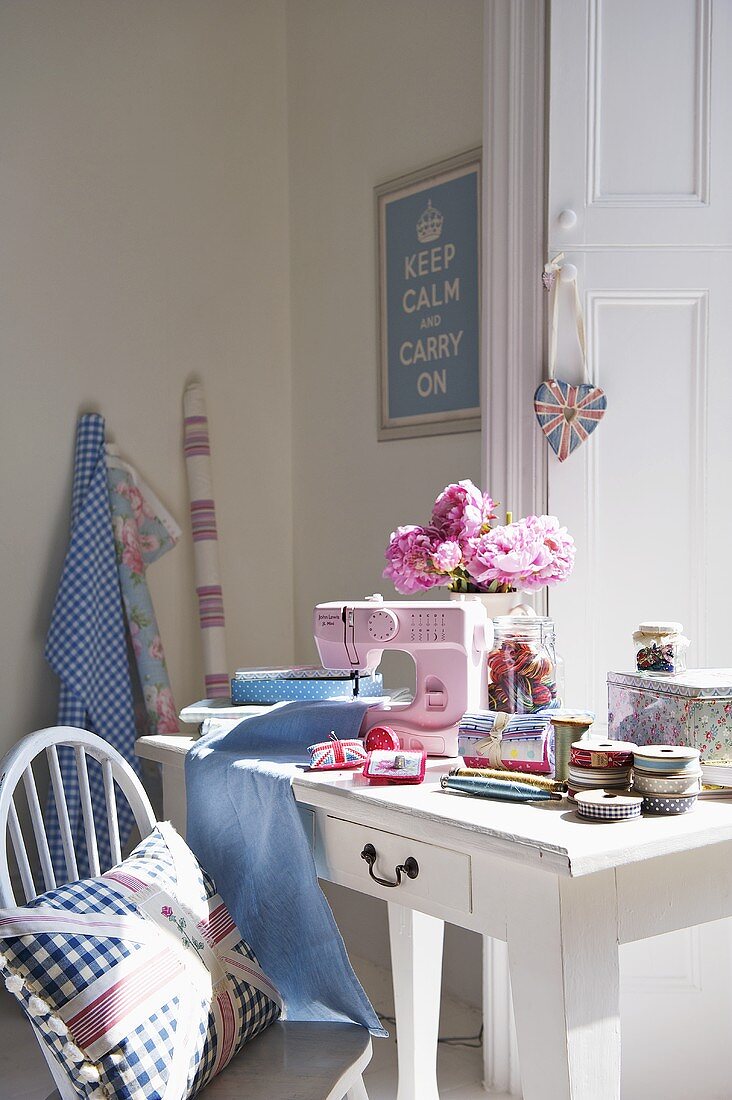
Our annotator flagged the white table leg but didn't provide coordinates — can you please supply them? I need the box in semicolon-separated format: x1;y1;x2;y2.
387;901;444;1100
162;762;187;834
482;936;520;1095
506;868;621;1100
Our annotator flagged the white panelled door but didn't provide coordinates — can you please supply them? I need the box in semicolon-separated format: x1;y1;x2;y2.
548;2;732;1098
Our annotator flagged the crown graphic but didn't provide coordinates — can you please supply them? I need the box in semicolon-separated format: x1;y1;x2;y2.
416;199;444;244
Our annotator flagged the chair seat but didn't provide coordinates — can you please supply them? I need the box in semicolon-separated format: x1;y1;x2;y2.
46;1021;371;1100
201;1022;372;1099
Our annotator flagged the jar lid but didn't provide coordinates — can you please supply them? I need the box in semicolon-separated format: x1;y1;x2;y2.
636;621;684;635
494;615;554;625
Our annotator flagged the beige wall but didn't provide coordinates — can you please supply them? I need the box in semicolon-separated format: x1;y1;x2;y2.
1;0;485;1010
287;0;484;660
0;0;294;758
286;0;485;1008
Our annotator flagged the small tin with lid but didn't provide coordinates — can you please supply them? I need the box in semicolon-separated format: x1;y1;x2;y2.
633;621;689;675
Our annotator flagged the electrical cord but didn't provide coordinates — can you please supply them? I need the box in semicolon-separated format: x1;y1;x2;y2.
378;1014;484;1049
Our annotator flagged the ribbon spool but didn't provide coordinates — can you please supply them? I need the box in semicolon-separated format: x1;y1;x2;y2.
633;745;700;776
567;765;631;786
641;792;698;816
632;772;701;797
551;713;594;782
576;790;642;822
449;766;565;794
570;740;635;769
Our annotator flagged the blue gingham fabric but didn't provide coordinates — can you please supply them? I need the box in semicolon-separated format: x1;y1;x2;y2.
45;414;140;878
0;825;281;1099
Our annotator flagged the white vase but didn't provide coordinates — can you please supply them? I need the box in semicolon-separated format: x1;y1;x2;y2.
448;590;533;618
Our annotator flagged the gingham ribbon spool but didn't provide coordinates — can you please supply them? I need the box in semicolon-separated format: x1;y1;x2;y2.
576;789;642;822
570;740;635;769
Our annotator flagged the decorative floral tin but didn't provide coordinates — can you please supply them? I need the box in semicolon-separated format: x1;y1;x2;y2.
607;669;732;762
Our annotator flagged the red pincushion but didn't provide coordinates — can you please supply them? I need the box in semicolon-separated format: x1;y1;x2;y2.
364;725;401;752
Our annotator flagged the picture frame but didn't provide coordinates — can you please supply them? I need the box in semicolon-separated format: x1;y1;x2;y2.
376;148;482;441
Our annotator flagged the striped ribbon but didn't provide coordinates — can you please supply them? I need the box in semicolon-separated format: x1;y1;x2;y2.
183;383;229;698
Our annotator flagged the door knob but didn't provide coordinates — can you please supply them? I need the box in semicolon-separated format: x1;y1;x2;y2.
558;209;578;229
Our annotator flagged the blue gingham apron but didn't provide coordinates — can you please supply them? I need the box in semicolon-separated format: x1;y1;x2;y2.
45;414;140;880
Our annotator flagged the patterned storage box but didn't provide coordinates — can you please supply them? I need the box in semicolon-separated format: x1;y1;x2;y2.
607;669;732;762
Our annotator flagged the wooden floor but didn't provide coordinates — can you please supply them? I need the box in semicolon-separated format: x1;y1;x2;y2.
0;956;495;1100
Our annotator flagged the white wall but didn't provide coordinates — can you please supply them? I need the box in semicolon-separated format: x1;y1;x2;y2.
0;0;294;760
286;0;485;1008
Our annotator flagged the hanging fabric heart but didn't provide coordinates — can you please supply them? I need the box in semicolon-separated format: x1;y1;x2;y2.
534;380;607;462
534;255;607;462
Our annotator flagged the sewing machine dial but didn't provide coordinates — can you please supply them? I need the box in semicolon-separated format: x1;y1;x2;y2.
367;608;399;641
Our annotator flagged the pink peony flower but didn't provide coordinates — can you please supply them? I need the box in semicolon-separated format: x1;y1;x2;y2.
161;905;173;919
383;525;445;594
149;635;165;662
431;480;496;542
130;620;143;658
466;515;575;592
432;540;462;574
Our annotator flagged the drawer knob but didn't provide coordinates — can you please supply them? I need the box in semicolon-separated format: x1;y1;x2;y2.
360;843;419;888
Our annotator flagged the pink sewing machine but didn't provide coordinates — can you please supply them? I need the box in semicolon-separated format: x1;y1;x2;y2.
313;595;493;756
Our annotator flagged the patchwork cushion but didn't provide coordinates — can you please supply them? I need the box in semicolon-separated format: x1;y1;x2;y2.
0;822;281;1099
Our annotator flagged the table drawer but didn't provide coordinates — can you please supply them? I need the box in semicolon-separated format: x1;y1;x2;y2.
318;814;472;918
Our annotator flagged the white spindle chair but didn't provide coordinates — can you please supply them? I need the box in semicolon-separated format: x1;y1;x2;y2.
0;727;371;1100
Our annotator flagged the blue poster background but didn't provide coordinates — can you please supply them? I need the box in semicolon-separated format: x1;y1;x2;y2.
384;169;479;421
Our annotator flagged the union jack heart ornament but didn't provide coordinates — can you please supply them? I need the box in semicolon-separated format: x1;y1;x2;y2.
536;255;607;461
533;379;607;462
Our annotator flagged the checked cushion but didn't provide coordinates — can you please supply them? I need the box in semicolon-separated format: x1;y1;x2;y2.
0;823;281;1099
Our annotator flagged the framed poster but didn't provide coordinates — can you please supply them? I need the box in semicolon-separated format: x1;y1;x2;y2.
376;148;481;441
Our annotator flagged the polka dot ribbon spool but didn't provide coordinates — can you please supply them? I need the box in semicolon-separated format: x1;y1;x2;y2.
632;771;701;797
570;740;636;769
641;792;698;816
576;790;642;822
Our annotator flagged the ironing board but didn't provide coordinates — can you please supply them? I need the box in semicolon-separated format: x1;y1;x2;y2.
137;733;732;1100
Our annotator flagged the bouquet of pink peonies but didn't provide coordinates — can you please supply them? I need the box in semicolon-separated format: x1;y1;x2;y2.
383;480;575;595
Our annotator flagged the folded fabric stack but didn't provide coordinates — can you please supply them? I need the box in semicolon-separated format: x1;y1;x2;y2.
567;739;635;802
632;744;701;815
458;711;554;775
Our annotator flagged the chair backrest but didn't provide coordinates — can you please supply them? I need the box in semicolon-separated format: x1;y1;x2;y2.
0;726;156;906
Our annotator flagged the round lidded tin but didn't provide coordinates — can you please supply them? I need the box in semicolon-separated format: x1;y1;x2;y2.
571;740;635;769
641;792;698;815
632;771;701;797
576;790;642;821
633;745;700;775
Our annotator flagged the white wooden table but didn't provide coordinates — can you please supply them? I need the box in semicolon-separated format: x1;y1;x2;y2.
137;734;732;1100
